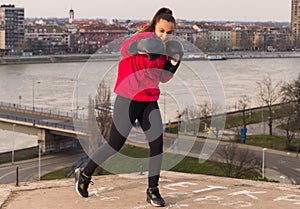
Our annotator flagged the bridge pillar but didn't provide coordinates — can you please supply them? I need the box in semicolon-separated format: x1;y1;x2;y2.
37;128;79;153
37;129;46;153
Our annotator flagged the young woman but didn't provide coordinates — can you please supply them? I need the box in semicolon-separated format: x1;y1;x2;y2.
75;7;183;207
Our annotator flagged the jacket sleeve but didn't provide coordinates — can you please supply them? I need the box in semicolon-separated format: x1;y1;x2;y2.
160;70;173;83
159;56;173;83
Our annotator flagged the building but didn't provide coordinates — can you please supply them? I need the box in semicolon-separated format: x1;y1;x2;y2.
291;0;300;47
208;26;232;52
24;25;69;55
176;24;196;44
232;26;255;51
0;4;25;55
76;23;128;54
69;9;74;24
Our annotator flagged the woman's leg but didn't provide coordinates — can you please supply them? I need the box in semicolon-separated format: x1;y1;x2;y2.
83;96;139;177
137;102;163;188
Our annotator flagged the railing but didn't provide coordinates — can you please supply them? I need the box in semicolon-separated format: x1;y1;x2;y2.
0;112;89;132
0;101;89;133
0;101;86;119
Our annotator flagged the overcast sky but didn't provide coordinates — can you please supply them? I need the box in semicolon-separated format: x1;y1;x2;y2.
1;0;292;22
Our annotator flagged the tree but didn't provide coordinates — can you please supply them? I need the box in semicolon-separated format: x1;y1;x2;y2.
237;95;251;143
280;75;300;147
87;81;112;174
257;74;282;135
199;101;225;139
215;38;228;52
199;101;211;121
198;101;211;132
237;94;251;128
195;34;211;52
216;143;261;178
95;81;112;140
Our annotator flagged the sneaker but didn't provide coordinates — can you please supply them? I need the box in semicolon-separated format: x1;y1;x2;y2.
75;168;93;198
146;187;165;207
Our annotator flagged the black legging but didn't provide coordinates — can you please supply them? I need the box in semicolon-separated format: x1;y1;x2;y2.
83;95;163;188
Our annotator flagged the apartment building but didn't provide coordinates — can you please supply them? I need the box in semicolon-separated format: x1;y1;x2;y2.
232;25;291;51
0;4;24;55
176;25;196;43
209;26;232;51
232;26;255;51
291;0;300;47
25;25;69;55
77;23;128;54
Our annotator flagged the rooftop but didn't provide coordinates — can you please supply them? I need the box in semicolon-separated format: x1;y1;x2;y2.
1;171;299;208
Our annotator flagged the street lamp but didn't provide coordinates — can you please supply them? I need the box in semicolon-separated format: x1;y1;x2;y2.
160;91;166;124
38;141;42;181
163;91;166;125
18;95;22;107
70;78;80;118
262;148;268;179
12;124;16;165
32;79;41;111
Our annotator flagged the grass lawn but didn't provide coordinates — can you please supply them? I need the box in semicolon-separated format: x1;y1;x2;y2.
236;134;299;153
243;135;288;150
41;145;224;180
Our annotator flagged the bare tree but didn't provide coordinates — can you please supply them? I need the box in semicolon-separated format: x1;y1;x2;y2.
257;74;282;135
238;94;251;128
198;101;211;132
216;143;261;178
280;75;300;148
199;101;225;139
87;96;100;154
87;81;112;175
95;81;112;140
195;35;211;52
215;38;228;52
186;105;201;135
199;101;211;121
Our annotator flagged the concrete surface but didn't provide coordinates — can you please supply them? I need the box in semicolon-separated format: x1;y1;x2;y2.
1;171;300;209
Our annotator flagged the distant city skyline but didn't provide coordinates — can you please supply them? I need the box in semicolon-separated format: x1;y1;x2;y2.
0;0;292;22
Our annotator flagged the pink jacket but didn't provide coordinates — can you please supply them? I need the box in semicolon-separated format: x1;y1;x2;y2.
114;32;173;101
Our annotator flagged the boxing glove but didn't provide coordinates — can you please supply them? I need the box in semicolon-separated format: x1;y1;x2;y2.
128;38;166;60
163;40;184;75
165;40;184;63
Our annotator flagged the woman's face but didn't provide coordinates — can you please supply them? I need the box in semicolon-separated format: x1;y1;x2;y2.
154;19;175;42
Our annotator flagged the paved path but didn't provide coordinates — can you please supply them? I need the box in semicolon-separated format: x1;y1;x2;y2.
1;171;300;209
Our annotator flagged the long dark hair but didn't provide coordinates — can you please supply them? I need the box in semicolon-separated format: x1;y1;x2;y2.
137;7;176;33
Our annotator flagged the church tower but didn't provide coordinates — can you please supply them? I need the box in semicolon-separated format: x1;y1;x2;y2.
69;8;74;24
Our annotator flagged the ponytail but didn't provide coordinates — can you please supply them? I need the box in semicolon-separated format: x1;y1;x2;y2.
136;7;176;34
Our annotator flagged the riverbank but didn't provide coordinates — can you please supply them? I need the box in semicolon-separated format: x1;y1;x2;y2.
0;53;120;65
225;51;300;59
1;51;300;65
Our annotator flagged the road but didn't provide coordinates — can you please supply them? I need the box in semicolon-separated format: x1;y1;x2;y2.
188;137;300;184
265;151;300;184
128;132;300;184
0;150;85;184
0;133;299;185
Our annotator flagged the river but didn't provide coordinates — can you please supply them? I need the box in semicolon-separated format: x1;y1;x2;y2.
0;58;299;152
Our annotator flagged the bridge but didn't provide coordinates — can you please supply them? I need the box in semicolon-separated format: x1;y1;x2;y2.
0;101;89;153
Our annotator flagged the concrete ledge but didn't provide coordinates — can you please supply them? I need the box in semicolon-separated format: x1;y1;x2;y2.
1;171;300;208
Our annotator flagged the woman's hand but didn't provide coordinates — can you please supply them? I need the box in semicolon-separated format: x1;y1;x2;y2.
165;40;184;63
128;38;166;60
